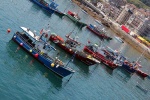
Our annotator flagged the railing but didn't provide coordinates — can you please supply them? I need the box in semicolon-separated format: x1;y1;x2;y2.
16;32;54;62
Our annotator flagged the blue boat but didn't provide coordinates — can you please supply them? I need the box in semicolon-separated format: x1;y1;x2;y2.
103;47;148;78
12;27;75;78
30;0;62;14
102;46;136;73
122;62;136;73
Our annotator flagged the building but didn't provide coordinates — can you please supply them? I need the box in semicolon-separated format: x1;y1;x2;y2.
138;19;150;39
100;3;123;20
108;0;127;8
101;3;111;15
126;9;147;31
90;0;99;6
109;6;123;20
116;4;136;25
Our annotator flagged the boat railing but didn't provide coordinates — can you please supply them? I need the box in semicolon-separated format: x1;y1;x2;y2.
16;32;75;69
16;32;35;48
16;32;54;61
39;0;49;6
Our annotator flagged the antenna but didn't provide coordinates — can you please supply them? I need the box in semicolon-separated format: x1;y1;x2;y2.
65;51;77;67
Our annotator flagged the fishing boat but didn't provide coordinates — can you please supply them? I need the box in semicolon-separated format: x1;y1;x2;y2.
122;61;148;78
103;46;148;78
49;33;100;66
65;11;87;27
12;27;75;78
83;45;118;69
30;0;64;16
136;69;148;78
121;61;136;73
86;24;112;40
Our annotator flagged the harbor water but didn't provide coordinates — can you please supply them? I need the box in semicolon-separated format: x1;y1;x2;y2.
0;0;150;99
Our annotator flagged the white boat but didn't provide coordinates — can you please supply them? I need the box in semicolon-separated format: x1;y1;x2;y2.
95;19;102;25
20;27;40;41
114;36;124;43
81;9;88;14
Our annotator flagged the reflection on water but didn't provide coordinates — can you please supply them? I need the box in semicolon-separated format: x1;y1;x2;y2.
100;64;114;75
50;43;90;76
113;67;132;83
6;40;63;89
73;59;90;75
30;3;41;13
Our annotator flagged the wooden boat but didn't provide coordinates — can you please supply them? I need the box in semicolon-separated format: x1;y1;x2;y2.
49;34;100;66
83;45;118;69
31;0;64;16
12;27;75;78
86;24;112;40
65;11;87;27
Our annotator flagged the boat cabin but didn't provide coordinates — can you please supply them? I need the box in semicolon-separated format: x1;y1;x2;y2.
39;0;58;9
65;35;81;48
68;11;80;20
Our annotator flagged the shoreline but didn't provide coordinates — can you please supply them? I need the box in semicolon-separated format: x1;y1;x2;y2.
71;0;150;59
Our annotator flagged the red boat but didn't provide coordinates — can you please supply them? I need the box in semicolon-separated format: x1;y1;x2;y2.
67;10;81;20
49;34;100;66
65;11;87;27
86;24;112;40
83;45;118;69
136;69;148;78
102;47;148;78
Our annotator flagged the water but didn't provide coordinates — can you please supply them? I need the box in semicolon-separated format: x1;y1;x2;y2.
0;0;150;100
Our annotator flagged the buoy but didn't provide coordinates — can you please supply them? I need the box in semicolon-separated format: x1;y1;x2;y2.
7;29;11;33
29;49;32;53
51;63;55;67
13;36;16;38
20;43;23;46
40;51;44;55
34;53;38;58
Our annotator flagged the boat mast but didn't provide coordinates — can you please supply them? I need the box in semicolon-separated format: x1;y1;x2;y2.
135;48;147;63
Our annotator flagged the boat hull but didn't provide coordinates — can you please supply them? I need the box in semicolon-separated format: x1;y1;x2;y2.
121;63;136;73
121;63;148;78
83;46;118;69
86;25;112;40
66;14;87;27
31;0;59;14
49;35;98;66
12;32;74;78
136;69;148;78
